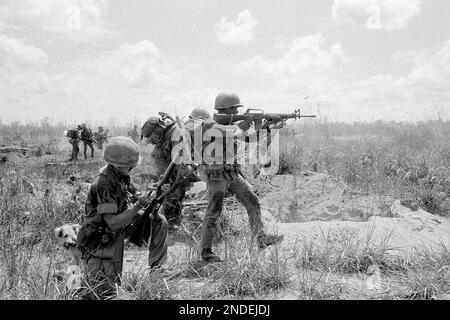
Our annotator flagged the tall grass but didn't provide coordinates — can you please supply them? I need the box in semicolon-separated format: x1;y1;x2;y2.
280;119;450;216
0;119;449;299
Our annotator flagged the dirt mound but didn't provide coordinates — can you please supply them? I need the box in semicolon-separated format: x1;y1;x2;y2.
260;172;392;223
256;172;450;254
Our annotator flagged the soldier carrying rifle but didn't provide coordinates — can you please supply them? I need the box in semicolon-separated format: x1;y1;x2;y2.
77;136;168;299
140;111;203;232
78;123;95;159
64;128;81;161
94;126;110;150
196;92;286;263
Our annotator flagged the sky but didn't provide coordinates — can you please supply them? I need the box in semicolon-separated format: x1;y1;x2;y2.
0;0;449;125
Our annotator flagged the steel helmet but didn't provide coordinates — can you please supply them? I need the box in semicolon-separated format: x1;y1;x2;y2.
78;123;86;130
214;92;244;110
141;112;175;139
103;136;140;167
190;107;211;120
98;126;104;130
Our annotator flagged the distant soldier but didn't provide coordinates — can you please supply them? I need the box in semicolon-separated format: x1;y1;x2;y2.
78;123;95;159
128;125;140;144
64;128;80;161
94;126;108;150
77;136;168;300
104;129;110;143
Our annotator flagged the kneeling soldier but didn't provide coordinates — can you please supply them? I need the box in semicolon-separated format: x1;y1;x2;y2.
77;136;168;299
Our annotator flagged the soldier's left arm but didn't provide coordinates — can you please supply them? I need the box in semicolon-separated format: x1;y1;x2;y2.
95;185;142;232
103;204;142;232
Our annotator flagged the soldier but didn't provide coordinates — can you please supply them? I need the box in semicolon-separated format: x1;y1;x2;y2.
94;126;108;150
65;128;80;161
189;107;211;121
128;124;140;144
77;136;168;299
140;112;202;232
78;123;95;159
197;92;284;263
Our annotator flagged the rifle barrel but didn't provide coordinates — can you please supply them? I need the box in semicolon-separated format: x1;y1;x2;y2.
264;113;297;118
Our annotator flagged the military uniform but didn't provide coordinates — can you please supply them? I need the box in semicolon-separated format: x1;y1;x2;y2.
197;92;283;262
150;123;198;227
82;164;168;299
197;119;268;251
94;129;108;150
80;127;95;159
67;129;80;160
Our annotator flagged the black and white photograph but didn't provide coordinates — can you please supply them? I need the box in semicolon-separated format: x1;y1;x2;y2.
0;0;449;307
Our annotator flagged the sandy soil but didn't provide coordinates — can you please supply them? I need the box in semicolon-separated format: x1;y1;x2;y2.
121;171;449;299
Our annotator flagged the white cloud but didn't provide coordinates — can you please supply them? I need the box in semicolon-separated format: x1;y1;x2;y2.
0;34;48;66
346;41;450;106
331;0;423;31
47;39;204;101
0;0;113;41
2;68;51;96
404;40;450;99
237;34;346;76
114;40;162;88
215;9;258;45
232;35;450;122
113;40;186;88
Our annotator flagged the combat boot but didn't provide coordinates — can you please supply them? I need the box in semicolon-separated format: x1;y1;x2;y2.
201;248;222;263
257;234;284;249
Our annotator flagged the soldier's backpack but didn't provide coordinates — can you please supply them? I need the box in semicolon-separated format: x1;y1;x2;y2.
82;128;93;138
66;129;78;139
81;128;95;142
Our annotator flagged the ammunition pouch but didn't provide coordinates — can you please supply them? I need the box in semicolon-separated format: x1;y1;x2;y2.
76;222;118;258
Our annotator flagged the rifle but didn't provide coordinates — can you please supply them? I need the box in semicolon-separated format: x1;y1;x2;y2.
213;108;316;130
127;116;187;247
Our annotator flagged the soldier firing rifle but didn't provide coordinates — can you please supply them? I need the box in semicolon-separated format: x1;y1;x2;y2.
213;108;316;130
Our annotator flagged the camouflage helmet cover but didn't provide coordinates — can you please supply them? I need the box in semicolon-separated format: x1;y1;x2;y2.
103;136;140;167
190;107;211;120
141;112;175;139
214;91;244;110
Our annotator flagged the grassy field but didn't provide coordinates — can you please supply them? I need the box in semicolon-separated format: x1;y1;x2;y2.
0;119;449;299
